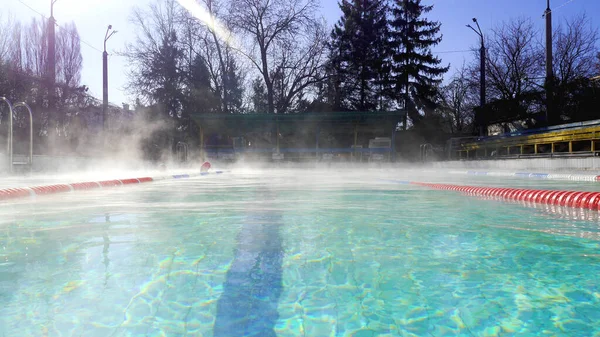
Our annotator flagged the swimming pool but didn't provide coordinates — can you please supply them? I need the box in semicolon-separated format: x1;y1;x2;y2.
1;168;599;336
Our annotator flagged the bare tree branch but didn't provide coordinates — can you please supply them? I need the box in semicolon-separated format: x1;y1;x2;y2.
228;0;325;113
553;13;599;84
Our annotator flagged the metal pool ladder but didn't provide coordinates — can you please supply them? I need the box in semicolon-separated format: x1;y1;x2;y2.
176;141;188;163
420;143;433;162
1;97;33;173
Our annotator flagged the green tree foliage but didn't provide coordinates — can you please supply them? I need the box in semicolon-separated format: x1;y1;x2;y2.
329;0;391;111
554;78;600;122
183;54;219;115
251;77;268;113
223;56;244;114
389;0;449;127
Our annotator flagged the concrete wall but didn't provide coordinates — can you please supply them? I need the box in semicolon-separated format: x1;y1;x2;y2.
433;157;600;171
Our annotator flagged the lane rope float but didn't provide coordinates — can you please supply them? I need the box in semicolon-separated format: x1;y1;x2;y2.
449;170;600;182
0;162;224;202
410;181;600;211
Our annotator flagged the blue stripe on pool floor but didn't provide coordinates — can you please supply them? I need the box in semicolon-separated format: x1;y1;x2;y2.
213;214;283;337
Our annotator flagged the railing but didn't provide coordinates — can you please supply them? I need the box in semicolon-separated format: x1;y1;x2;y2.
1;97;34;172
176;142;188;163
1;97;14;172
420;143;433;162
13;102;33;171
448;119;600;160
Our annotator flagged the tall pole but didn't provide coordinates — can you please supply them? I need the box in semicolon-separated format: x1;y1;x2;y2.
48;0;57;124
545;0;553;125
103;25;116;133
403;0;409;130
476;19;486;137
102;50;108;132
468;18;486;136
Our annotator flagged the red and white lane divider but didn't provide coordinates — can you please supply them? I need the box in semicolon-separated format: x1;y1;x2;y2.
0;162;219;202
448;170;600;182
412;182;600;211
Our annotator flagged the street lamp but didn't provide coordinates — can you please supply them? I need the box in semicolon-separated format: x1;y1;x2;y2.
103;25;117;133
467;18;486;136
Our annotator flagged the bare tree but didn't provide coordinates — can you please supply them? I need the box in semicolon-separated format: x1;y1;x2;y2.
553;13;599;84
9;21;24;71
56;22;83;88
484;17;544;103
228;0;327;113
438;63;477;134
178;0;244;113
548;14;600;122
468;17;544;125
24;17;49;78
0;13;14;62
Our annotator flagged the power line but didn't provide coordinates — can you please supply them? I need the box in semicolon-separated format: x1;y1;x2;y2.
14;0;103;53
553;0;577;11
543;0;577;17
432;50;472;54
15;0;45;17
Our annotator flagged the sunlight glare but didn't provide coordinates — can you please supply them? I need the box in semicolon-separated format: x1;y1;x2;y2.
175;0;237;47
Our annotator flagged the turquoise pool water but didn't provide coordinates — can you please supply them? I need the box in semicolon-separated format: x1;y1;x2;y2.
1;169;600;336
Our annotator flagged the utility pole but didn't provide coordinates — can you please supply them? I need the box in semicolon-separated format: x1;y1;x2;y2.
403;0;409;130
467;18;486;136
544;0;553;125
48;0;58;123
103;25;117;132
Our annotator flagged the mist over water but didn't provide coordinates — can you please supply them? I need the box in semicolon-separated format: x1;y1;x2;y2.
1;168;600;336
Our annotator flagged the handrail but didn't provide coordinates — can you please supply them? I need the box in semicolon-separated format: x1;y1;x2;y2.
176;141;188;162
13;102;34;170
476;118;600;142
420;143;433;162
0;97;14;172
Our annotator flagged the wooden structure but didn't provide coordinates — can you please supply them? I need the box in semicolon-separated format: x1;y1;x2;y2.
449;119;600;160
190;111;405;161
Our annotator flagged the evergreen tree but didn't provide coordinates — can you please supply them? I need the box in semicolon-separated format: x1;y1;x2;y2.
389;0;449;128
183;54;219;115
223;57;244;114
251;77;269;113
329;0;391;112
147;30;185;118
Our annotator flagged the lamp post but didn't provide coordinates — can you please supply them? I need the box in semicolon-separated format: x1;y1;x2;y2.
467;18;486;136
103;25;117;132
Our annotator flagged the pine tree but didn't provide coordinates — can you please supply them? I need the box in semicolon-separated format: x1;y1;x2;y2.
389;0;449;128
149;30;185;118
223;57;244;114
329;0;391;112
251;77;269;113
183;54;219;114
